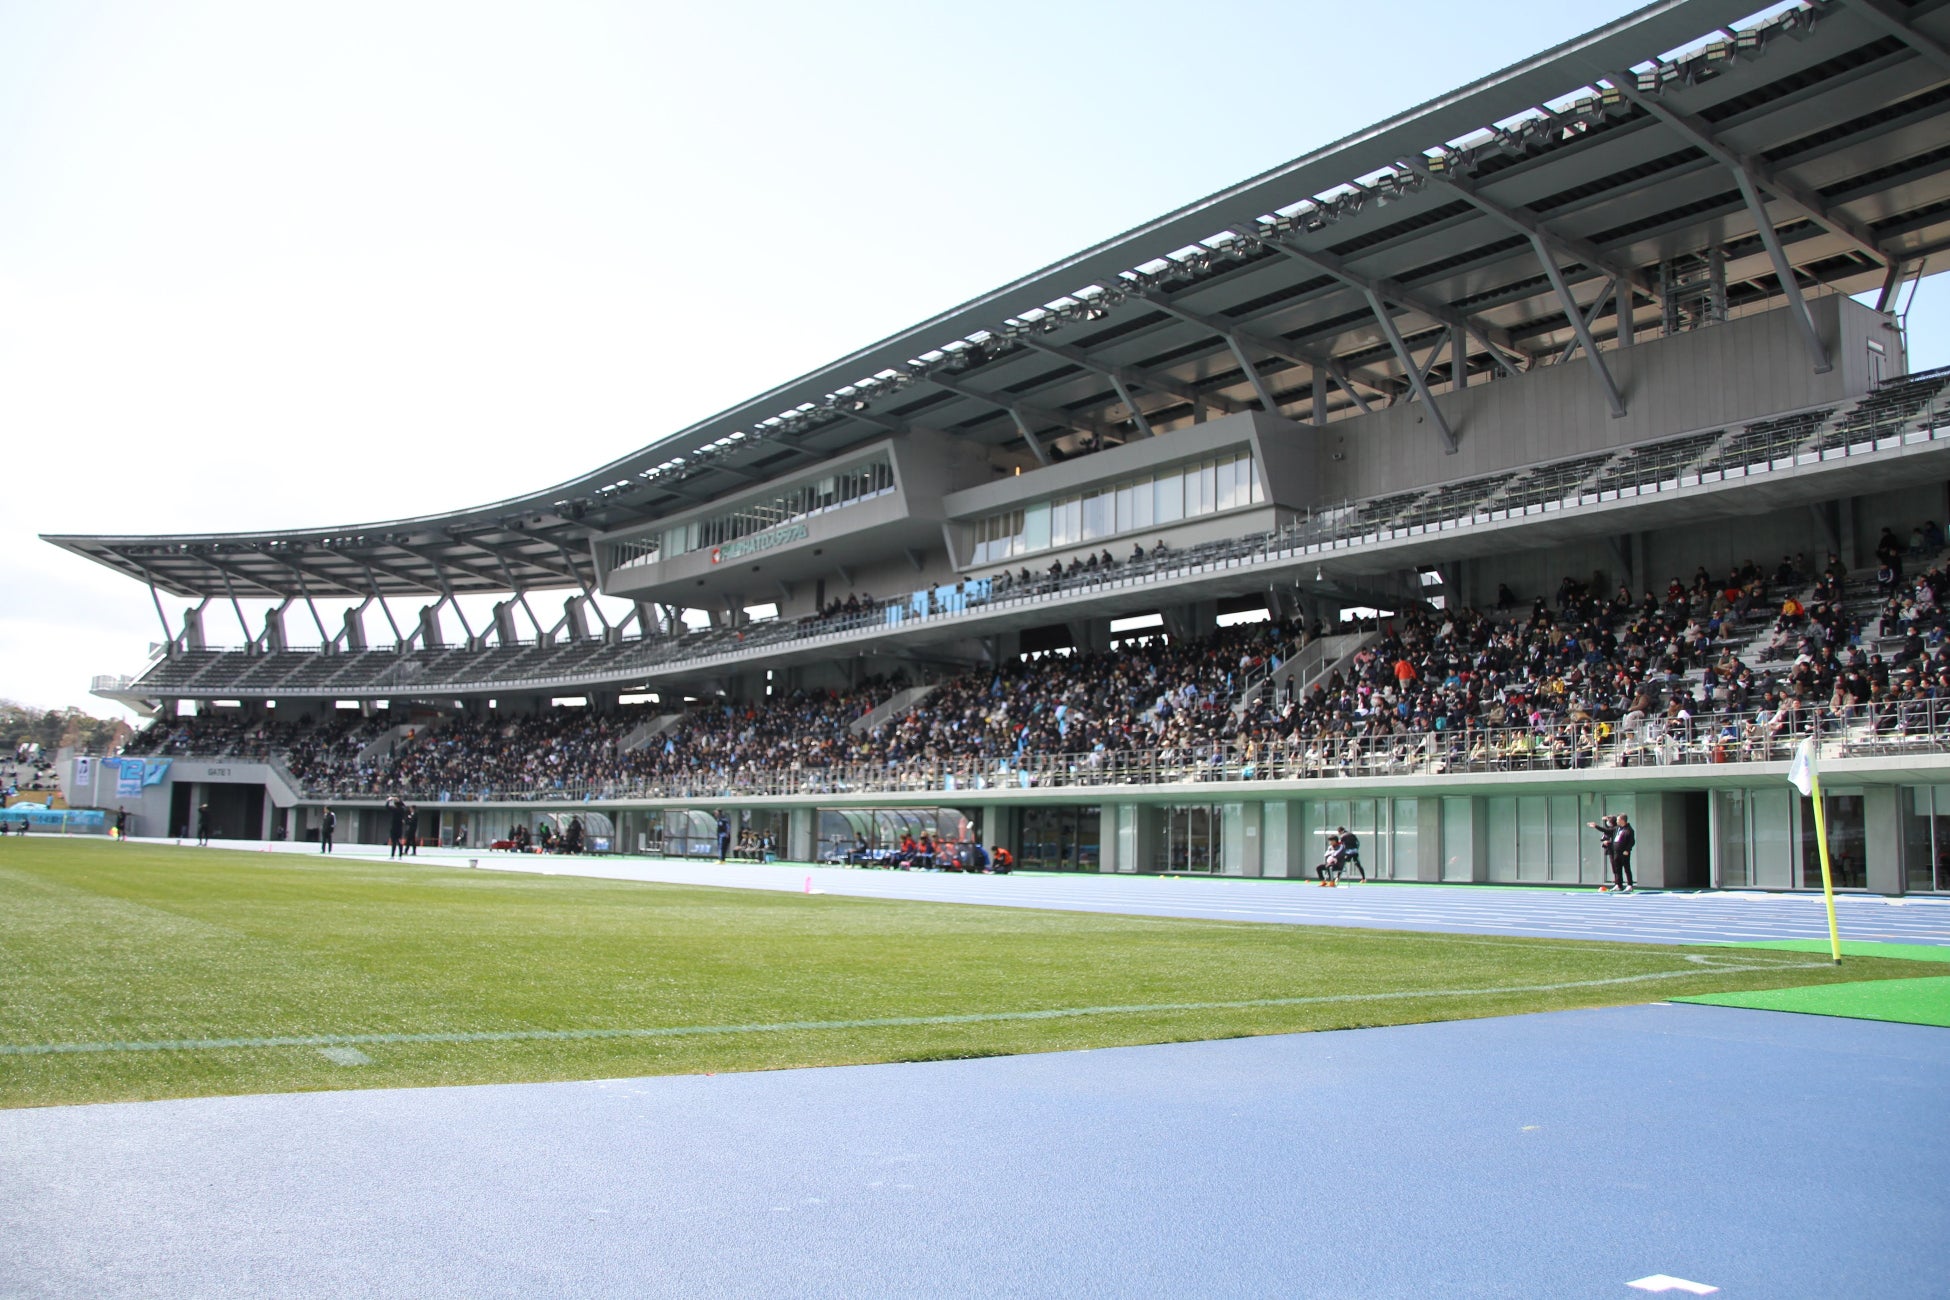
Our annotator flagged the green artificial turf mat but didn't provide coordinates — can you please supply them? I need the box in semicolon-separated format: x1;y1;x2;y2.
0;839;1929;1108
1708;939;1950;963
1673;975;1950;1027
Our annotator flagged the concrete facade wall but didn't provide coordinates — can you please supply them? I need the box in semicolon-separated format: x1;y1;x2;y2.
1314;297;1881;503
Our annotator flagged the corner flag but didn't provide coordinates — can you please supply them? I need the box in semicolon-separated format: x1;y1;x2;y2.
1788;737;1843;963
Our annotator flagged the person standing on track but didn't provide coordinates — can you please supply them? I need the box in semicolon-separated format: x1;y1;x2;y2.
196;802;212;847
319;806;336;854
387;796;406;860
716;811;731;863
1610;814;1636;893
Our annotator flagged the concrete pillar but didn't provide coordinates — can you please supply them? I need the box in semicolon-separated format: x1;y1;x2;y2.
1222;801;1262;877
981;806;1019;863
181;603;207;651
1865;785;1904;896
788;808;816;864
259;795;275;842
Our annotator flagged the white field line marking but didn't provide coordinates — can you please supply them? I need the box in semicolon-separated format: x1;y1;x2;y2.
0;958;1826;1058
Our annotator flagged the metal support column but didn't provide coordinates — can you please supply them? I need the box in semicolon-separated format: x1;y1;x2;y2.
1362;288;1456;452
1531;235;1626;417
1733;167;1831;373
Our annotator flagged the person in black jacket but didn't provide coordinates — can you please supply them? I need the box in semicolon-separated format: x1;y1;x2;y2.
387;796;406;859
320;806;336;854
716;811;731;862
1610;814;1637;893
404;803;419;857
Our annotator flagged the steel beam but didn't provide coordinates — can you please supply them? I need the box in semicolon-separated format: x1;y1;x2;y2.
1530;235;1627;417
1361;288;1457;452
1841;0;1950;76
1876;259;1907;314
1137;289;1392;408
1607;71;1890;269
1732;166;1833;373
1220;333;1282;413
1007;410;1051;465
929;374;1108;462
359;565;408;647
1020;337;1247;417
1105;372;1156;438
1555;277;1616;365
448;534;581;585
1400;156;1659;303
1253;233;1526;379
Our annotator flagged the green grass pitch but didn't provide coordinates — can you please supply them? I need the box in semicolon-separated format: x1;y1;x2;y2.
0;840;1924;1109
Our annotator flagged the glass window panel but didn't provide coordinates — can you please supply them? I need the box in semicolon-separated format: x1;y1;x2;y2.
1130;477;1154;531
1902;788;1934;892
1751;788;1793;888
1549;795;1581;882
1248;454;1264;502
1715;790;1750;888
1517;797;1549;882
1803;793;1867;889
1114;483;1135;533
1487;797;1519;882
1024;502;1051;551
1441;796;1473;881
1391;798;1418;882
1082;491;1111;541
1155;474;1184;524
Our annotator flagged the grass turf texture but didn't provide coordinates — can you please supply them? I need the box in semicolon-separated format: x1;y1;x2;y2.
1;840;1925;1109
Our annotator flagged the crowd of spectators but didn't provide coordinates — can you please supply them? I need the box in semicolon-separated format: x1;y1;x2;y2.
119;521;1950;796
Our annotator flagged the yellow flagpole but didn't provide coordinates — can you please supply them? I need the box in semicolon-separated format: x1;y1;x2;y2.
1808;770;1843;964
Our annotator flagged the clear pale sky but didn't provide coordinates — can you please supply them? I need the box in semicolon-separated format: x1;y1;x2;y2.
3;0;1943;715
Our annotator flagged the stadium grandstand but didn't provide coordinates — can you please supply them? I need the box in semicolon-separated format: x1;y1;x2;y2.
46;0;1950;894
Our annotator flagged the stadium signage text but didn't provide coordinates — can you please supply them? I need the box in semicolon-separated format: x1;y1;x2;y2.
710;523;809;564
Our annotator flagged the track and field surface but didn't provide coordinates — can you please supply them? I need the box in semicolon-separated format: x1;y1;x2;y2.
210;839;1950;947
2;1003;1943;1299
1;840;1927;1108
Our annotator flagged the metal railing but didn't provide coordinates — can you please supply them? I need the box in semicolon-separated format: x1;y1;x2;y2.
279;697;1950;803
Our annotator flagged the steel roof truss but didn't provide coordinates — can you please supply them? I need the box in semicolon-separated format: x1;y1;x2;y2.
1019;337;1245;419
218;569;255;649
1530;235;1626;418
448;534;580;586
1006;410;1051;466
1105;372;1156;438
1359;288;1457;453
1555;277;1617;364
1401;156;1659;304
1138;290;1389;411
1253;233;1524;380
1841;0;1950;77
1733;166;1835;373
1606;71;1891;270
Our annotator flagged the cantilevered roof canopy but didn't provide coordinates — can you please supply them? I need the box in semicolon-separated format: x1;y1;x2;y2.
46;0;1950;599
